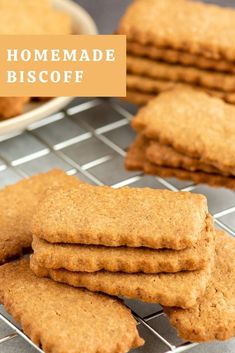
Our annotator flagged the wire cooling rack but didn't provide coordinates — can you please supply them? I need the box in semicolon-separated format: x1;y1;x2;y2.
0;97;234;353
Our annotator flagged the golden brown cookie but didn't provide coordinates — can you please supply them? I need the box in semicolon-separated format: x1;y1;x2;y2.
118;0;235;61
132;88;235;174
127;55;235;92
0;169;81;264
0;259;144;353
0;97;30;120
125;90;154;106
127;75;235;104
127;41;235;73
165;230;235;342
146;140;229;176
145;163;235;191
30;254;213;309
32;184;208;250
32;222;214;274
125;135;235;190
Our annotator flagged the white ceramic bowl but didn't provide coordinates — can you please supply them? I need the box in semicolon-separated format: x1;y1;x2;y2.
0;0;98;137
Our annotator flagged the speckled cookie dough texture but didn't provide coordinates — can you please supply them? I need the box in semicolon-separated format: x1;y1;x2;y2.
165;230;235;342
32;183;209;250
132;88;235;174
0;169;81;264
118;0;235;61
0;259;144;353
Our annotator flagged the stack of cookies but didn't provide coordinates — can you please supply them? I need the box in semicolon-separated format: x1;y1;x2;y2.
29;184;235;343
117;0;235;106
125;87;235;190
0;172;234;346
31;184;214;308
0;170;144;353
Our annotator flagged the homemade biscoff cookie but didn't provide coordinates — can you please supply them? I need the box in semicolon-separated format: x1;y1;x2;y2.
146;141;229;176
165;230;235;342
118;0;235;61
30;254;213;309
32;223;214;273
125;135;235;190
144;163;235;191
132;88;235;174
127;41;235;73
127;75;235;104
127;55;235;92
0;259;144;353
0;169;81;264
125;90;154;106
32;184;208;250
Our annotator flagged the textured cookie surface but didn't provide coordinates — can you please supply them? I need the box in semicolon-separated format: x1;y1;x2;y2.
165;230;235;342
118;0;235;60
127;74;235;104
125;90;154;106
127;55;235;92
146;140;228;176
31;255;213;309
0;169;81;264
32;223;214;273
125;135;235;190
132;88;235;173
32;184;208;250
127;41;235;73
0;259;143;353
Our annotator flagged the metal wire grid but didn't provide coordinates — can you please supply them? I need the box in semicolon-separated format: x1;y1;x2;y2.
0;97;234;353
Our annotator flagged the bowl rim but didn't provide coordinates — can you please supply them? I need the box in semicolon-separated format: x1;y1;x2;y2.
0;0;98;136
53;0;98;35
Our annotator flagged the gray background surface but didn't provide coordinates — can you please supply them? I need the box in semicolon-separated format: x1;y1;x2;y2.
0;1;235;353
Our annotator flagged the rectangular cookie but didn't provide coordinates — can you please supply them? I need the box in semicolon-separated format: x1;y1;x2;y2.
32;183;208;250
132;87;235;174
30;254;213;309
165;230;235;342
0;259;143;353
125;135;235;191
32;221;214;273
127;55;235;92
0;169;81;264
127;74;235;104
146;140;229;176
145;163;235;191
118;0;235;61
127;41;235;74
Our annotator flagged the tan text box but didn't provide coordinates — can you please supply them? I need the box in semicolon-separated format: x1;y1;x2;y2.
0;35;126;97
